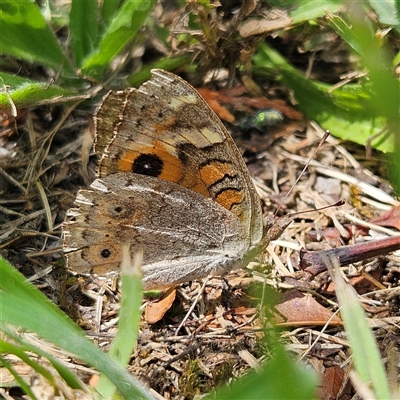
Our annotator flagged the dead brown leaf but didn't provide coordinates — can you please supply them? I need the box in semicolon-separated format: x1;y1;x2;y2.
370;205;400;230
145;289;177;324
319;365;345;400
274;289;342;326
196;86;303;122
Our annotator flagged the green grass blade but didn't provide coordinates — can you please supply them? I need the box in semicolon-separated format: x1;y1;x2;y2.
96;247;143;398
81;0;157;80
328;4;399;124
0;354;38;399
208;284;317;399
101;0;121;27
396;0;400;20
325;10;367;56
0;340;57;386
268;0;343;23
328;258;392;399
1;329;86;391
288;0;344;24
0;0;74;77
0;257;153;399
70;0;100;67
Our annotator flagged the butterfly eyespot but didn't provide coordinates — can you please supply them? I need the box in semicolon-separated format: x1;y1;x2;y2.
100;249;112;258
132;153;164;177
107;203;134;219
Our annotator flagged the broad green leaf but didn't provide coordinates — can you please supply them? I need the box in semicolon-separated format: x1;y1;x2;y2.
0;257;153;399
325;10;368;56
101;0;121;27
289;0;344;24
254;43;393;152
81;0;157;80
70;0;100;67
369;0;400;33
0;0;74;77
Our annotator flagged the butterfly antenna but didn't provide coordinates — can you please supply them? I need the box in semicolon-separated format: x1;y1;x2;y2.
291;199;345;218
274;130;330;217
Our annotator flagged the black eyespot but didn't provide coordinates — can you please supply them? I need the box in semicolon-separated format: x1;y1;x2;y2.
107;201;135;219
101;249;111;259
132;153;163;177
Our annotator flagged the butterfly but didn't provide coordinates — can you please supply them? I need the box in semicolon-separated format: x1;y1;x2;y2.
63;69;287;289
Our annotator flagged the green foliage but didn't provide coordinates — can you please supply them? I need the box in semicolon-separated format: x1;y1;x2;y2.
254;43;393;152
274;0;345;24
0;0;158;108
0;71;88;108
79;0;156;79
207;284;318;399
328;258;394;399
0;256;152;399
0;0;75;77
253;1;400;152
69;0;100;67
0;253;319;398
253;1;400;153
208;344;317;400
95;249;144;398
329;2;400;189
